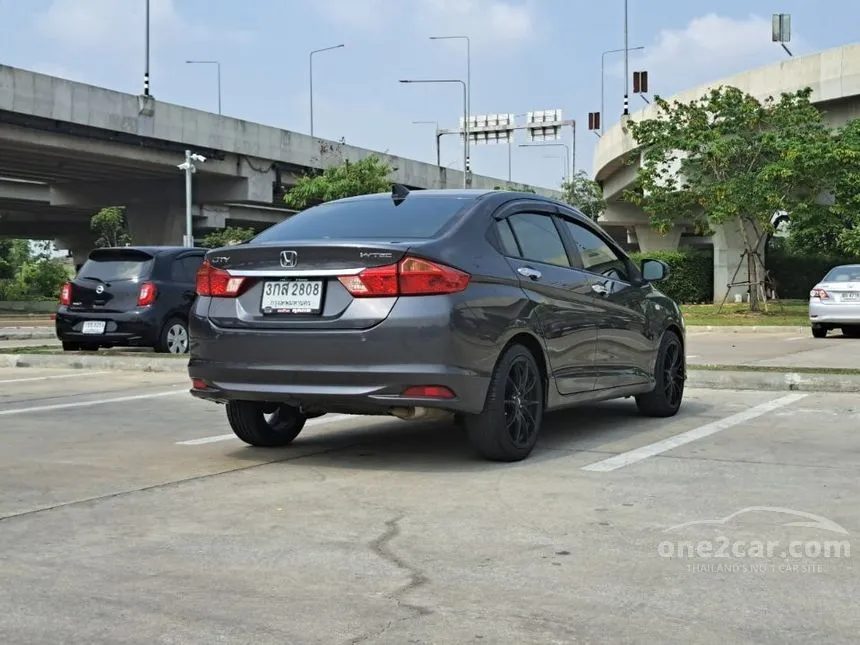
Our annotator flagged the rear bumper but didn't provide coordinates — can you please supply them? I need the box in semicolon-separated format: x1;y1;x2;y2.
809;301;860;325
55;307;161;345
187;298;495;415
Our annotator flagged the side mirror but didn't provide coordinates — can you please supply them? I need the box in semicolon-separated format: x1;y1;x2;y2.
641;258;670;282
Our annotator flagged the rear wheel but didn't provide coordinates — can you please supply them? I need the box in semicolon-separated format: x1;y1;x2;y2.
156;317;189;353
842;325;860;338
226;401;307;447
464;343;544;462
636;331;685;417
812;324;828;338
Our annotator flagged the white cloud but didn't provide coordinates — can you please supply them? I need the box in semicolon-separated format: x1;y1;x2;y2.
311;0;537;49
34;0;252;52
611;13;815;99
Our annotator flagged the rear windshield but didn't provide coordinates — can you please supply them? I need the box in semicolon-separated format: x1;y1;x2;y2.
252;194;477;242
822;266;860;282
78;252;154;282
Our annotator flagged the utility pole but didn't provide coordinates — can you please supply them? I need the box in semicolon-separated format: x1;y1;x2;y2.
623;0;630;117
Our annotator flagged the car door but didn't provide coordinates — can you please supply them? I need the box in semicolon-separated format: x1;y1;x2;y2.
492;202;600;395
555;210;654;390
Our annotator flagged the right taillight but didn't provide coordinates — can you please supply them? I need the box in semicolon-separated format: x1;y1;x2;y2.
338;256;470;297
59;282;72;306
810;288;829;300
196;260;247;297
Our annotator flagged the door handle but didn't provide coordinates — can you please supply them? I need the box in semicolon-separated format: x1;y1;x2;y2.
591;282;609;295
517;266;542;281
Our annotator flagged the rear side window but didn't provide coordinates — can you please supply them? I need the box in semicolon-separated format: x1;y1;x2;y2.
507;212;571;267
78;251;154;282
252;194;478;242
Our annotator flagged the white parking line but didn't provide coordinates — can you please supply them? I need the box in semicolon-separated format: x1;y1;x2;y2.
0;371;109;384
581;392;808;472
176;413;356;445
0;389;185;417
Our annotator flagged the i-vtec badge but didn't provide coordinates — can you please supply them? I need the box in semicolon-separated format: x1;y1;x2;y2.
279;250;298;268
360;251;393;259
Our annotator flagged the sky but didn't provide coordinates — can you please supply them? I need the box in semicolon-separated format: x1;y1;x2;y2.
1;0;859;190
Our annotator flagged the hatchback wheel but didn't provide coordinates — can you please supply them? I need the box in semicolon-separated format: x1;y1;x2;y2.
157;317;189;353
226;401;307;447
465;343;544;462
636;331;685;417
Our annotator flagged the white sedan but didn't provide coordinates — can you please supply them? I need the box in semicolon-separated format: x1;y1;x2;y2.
809;264;860;338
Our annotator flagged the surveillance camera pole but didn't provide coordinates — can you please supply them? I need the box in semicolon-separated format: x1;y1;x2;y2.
179;150;205;247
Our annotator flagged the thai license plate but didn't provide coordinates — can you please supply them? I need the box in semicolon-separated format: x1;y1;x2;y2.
81;320;106;334
260;279;324;314
843;292;859;301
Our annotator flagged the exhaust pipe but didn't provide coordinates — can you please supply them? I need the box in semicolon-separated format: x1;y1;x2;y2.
389;407;453;422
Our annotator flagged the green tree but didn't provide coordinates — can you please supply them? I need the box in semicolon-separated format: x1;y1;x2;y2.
561;170;606;221
623;85;836;311
284;154;393;210
786;117;860;257
91;206;131;248
199;226;257;249
15;259;70;299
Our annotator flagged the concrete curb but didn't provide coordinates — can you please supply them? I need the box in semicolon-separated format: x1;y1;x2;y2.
0;328;57;341
1;352;858;393
686;325;808;334
0;353;187;373
686;369;860;393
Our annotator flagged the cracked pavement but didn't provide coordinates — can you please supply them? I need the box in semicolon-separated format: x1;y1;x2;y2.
1;367;858;644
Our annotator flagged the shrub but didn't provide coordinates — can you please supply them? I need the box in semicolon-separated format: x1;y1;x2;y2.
629;249;713;304
767;247;860;299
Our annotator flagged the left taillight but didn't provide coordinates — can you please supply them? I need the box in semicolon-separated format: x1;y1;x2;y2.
137;281;157;307
338;256;470;298
59;282;72;306
195;260;246;298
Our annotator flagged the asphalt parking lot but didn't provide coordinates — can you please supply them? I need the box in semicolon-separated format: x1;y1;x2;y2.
1;367;858;644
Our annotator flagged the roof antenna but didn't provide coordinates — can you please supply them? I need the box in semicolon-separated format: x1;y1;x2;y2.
391;182;410;205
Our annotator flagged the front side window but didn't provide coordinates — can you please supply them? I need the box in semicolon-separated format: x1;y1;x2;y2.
561;219;629;282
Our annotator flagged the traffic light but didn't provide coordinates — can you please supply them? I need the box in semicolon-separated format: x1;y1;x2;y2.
588;112;601;132
633;71;648;94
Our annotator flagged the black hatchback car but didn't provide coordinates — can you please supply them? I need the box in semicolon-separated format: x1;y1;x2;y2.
56;246;206;353
189;188;686;462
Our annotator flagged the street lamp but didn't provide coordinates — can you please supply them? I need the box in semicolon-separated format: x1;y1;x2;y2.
601;45;644;133
177;150;206;247
412;120;441;166
185;60;221;114
400;79;469;188
429;36;471;133
143;0;150;96
309;44;345;138
519;142;570;183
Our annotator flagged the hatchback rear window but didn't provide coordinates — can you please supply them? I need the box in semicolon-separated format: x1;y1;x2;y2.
78;251;154;282
252;194;478;242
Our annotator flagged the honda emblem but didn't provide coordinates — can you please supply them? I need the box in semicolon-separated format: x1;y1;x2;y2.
279;250;298;268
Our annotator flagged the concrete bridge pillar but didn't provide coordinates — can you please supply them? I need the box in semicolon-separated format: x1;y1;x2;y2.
633;225;682;253
711;220;766;304
125;204;186;246
54;233;97;273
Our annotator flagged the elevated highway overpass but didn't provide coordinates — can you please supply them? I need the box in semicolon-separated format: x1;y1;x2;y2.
0;64;556;258
593;42;860;302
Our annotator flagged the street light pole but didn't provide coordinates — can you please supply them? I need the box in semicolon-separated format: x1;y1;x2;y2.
400;79;469;188
601;45;644;134
144;0;150;96
185;60;221;114
412;120;441;166
623;0;629;117
429;35;471;147
309;44;345;138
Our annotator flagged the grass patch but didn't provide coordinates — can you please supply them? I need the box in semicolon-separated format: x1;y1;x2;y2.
681;300;808;326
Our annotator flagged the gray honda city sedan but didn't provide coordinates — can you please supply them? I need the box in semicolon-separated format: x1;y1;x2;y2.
188;187;685;462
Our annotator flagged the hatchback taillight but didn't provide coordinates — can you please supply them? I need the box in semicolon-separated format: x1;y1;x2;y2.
338;256;470;297
137;281;157;306
59;282;72;306
196;261;247;297
810;288;829;300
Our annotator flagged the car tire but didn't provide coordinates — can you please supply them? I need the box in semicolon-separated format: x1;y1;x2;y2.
464;343;544;462
842;325;860;339
156;317;190;354
635;330;685;418
226;401;307;447
812;324;828;338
